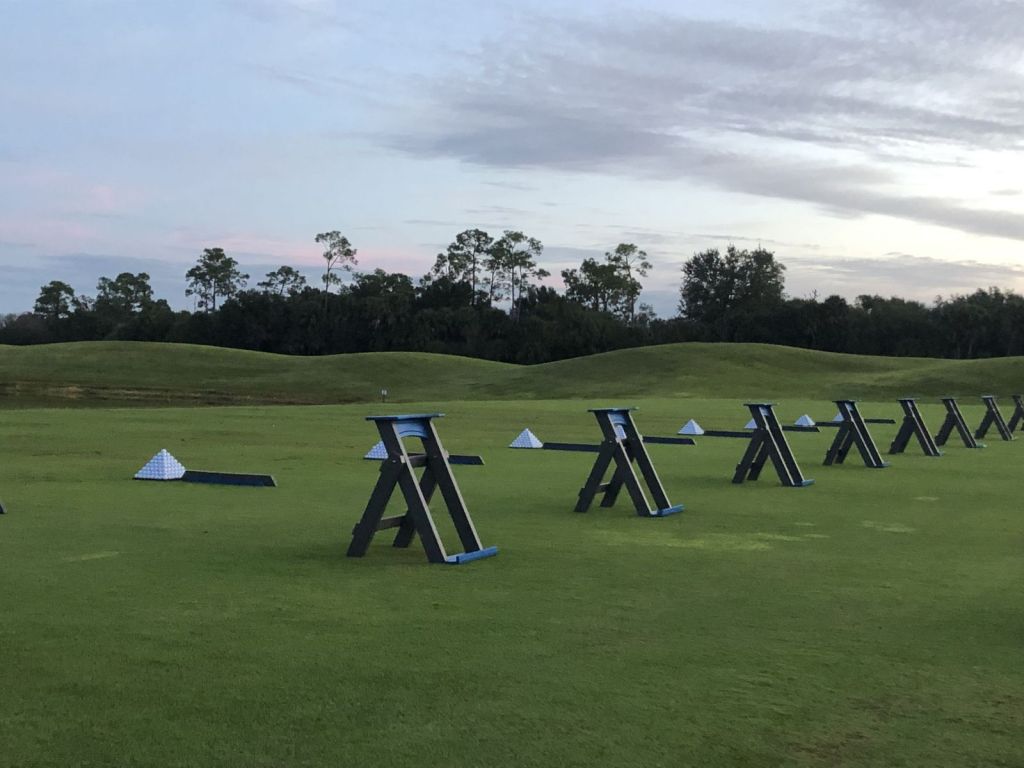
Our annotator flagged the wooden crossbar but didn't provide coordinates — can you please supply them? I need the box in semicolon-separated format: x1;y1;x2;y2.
542;442;603;453
180;470;277;487
817;419;896;427
543;436;696;452
366;452;484;466
701;425;819;439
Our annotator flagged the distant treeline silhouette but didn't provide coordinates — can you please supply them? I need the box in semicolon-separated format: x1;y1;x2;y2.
2;230;1021;362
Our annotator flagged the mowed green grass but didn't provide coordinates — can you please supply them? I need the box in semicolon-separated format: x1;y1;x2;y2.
4;341;1024;406
1;398;1022;767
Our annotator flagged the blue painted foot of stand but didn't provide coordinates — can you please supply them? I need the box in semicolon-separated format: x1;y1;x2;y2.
444;546;499;564
649;504;684;517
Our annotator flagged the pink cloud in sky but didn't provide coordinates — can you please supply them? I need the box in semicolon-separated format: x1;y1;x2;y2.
351;247;433;276
4;163;147;218
169;228;432;274
169;229;318;263
0;215;99;249
65;180;148;217
83;184;136;214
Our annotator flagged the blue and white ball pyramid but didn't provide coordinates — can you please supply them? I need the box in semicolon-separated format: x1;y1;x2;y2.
509;428;543;449
134;449;186;481
364;441;388;459
678;419;704;436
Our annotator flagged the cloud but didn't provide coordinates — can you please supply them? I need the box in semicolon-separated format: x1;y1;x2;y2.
384;3;1024;242
0;215;100;249
463;205;537;217
226;0;351;27
246;64;361;97
690;233;823;251
852;0;1024;46
541;244;605;268
0;252;190;314
244;63;398;111
785;252;1024;300
169;229;320;264
482;180;540;192
403;218;459;227
0;238;36;249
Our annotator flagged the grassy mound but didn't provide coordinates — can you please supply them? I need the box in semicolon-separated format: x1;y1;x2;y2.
0;342;513;406
2;341;1023;406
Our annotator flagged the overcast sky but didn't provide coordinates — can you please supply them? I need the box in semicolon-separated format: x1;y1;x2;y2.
2;0;1023;315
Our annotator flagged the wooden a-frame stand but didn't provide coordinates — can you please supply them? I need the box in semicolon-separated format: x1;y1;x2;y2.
889;398;942;457
731;403;815;486
975;395;1014;442
1007;395;1024;433
568;408;684;517
348;414;497;564
823;400;890;468
934;397;982;448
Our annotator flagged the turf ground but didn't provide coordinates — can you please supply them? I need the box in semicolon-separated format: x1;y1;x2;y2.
1;395;1022;767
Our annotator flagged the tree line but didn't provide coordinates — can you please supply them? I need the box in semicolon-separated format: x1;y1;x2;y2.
2;230;1022;362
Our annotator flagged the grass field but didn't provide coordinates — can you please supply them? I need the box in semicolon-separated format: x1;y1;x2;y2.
2;393;1024;765
2;385;1023;766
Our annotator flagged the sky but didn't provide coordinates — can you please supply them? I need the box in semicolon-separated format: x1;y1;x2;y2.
2;0;1023;316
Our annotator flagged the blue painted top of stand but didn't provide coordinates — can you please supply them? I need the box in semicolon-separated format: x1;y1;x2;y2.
587;407;637;414
743;402;776;407
366;413;444;422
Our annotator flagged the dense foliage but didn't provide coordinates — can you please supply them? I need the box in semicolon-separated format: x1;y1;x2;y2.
3;231;1023;362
